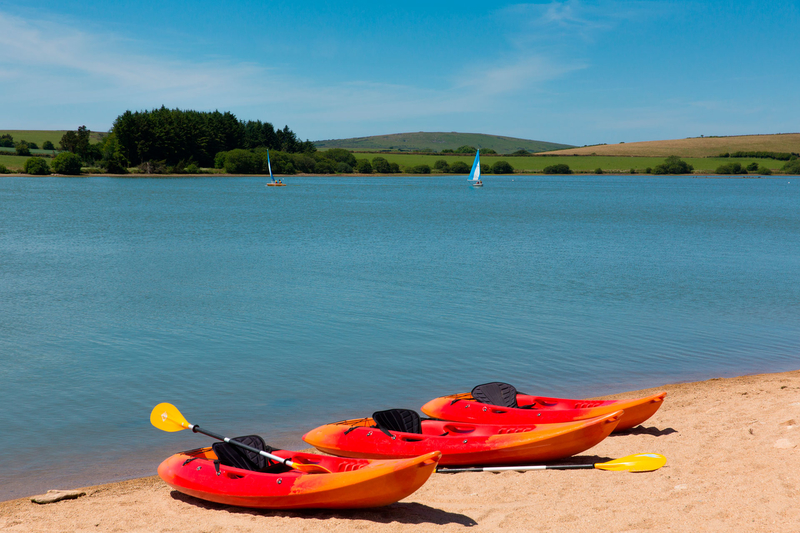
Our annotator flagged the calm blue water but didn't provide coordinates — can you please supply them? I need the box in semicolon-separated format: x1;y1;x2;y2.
1;175;798;500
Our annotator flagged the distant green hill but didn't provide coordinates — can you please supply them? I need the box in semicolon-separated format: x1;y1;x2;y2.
314;132;573;153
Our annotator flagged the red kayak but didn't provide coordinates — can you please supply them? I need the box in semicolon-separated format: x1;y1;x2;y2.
420;382;666;431
303;408;621;466
157;435;440;509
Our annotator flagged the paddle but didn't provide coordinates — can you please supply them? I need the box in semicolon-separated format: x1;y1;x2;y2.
150;402;331;474
436;453;666;473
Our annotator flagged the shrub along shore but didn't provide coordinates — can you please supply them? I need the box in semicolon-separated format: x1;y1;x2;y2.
1;113;799;177
3;151;800;176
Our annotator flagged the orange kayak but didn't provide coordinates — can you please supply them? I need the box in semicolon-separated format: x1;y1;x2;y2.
303;408;621;466
157;444;440;509
421;382;666;432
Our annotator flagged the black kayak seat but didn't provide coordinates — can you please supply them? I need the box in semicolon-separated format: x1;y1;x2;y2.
373;409;423;434
471;382;519;408
212;435;292;473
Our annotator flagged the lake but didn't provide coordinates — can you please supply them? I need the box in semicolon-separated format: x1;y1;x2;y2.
1;174;798;501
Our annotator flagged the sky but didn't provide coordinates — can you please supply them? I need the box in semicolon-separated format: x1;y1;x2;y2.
1;0;798;146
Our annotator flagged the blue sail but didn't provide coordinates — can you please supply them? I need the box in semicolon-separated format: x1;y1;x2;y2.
468;150;481;181
267;150;274;181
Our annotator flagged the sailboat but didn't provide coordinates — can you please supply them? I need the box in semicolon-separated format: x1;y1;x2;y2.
265;150;285;186
468;150;482;187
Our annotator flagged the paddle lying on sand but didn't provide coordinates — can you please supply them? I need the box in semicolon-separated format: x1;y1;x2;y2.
436;453;666;473
150;402;331;474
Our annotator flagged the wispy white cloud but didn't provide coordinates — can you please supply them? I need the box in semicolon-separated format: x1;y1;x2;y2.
536;1;612;32
455;56;587;96
0;9;581;135
0;12;266;105
501;0;665;43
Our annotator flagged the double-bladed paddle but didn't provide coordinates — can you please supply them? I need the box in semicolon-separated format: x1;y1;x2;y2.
150;402;331;474
436;453;666;473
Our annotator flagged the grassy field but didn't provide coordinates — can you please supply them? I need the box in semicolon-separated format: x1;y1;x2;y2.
315;132;572;153
0;146;58;156
541;133;800;158
360;153;789;173
0;153;33;170
2;152;789;174
0;129;107;148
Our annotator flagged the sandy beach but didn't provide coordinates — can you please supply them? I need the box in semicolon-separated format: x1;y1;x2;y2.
1;369;798;532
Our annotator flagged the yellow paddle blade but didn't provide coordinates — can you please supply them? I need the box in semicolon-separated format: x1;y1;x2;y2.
595;453;666;472
289;463;333;474
150;402;192;432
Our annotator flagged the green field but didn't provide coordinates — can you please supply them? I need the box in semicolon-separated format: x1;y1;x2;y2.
1;139;792;174
0;129;108;171
315;132;572;153
358;153;788;173
0;153;32;170
0;129;107;148
0;146;58;156
1;152;789;174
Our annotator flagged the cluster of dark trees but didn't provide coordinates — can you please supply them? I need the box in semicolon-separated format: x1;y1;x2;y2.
1;134;53;155
652;156;694;174
20;152;83;175
718;151;798;161
24;157;50;175
216;149;403;175
783;160;800;174
440;145;497;155
543;163;572;174
0;134;15;148
716;161;773;175
55;126;129;173
434;159;469;173
433;159;514;174
112;107;313;169
38;108;315;174
60;126;92;157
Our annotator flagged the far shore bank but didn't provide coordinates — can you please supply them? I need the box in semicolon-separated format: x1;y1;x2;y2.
2;172;797;179
2;369;798;532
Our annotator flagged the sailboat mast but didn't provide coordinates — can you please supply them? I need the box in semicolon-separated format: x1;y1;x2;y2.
267;150;274;181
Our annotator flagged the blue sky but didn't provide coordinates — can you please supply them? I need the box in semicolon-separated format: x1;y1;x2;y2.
1;1;798;145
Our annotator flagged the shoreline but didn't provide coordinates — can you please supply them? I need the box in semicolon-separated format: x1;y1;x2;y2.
2;369;798;532
2;172;796;178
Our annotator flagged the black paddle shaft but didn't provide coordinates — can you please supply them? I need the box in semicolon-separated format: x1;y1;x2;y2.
191;425;289;464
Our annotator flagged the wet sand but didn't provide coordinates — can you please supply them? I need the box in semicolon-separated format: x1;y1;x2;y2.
1;370;798;532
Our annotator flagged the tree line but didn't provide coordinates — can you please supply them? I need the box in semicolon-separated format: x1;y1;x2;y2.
0;133;55;155
718;151;799;161
112;107;314;169
217;148;403;175
11;108;316;175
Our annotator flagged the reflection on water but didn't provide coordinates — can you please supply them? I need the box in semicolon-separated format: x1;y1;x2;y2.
1;175;798;500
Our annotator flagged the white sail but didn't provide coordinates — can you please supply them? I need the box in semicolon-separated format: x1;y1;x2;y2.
468;150;481;181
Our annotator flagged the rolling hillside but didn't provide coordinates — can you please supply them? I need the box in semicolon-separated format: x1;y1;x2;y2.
314;132;573;153
539;133;800;158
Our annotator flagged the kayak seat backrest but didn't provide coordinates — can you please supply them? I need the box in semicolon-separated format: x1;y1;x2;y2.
212;435;290;473
471;382;519;408
373;409;422;434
